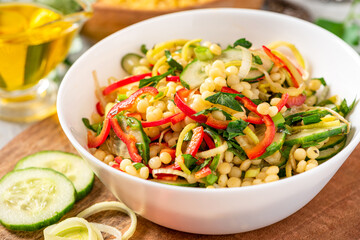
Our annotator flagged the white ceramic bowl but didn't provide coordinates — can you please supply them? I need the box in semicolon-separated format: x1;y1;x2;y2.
58;8;360;234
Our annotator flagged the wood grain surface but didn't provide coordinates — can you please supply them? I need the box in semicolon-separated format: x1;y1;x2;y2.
0;115;359;240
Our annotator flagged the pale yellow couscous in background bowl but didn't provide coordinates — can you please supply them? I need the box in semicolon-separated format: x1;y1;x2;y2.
82;0;264;41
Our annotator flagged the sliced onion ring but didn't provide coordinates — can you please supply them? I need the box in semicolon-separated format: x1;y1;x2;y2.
196;141;228;159
238;47;252;79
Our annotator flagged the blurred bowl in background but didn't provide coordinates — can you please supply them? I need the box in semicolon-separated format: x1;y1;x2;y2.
82;0;264;41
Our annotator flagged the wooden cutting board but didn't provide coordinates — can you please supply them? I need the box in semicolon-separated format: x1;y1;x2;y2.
1;115;360;240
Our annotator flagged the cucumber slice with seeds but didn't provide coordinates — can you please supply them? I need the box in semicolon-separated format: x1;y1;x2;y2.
15;151;94;201
284;123;347;146
318;137;347;162
319;135;346;151
0;168;75;231
121;53;142;74
180;59;210;89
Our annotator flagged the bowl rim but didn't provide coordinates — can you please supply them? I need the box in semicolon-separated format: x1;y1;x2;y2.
58;7;360;194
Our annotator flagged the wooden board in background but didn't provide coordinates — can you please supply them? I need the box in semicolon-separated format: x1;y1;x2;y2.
0;115;359;239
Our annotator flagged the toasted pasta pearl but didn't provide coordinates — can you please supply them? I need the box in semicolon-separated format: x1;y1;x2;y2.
200;82;215;93
209;68;226;79
104;155;114;164
229;167;242;178
139;58;150;66
241;181;252;187
139;167;149;179
209;43;222;55
242;89;253;99
227;177;241;188
233;112;246;119
268;106;279;117
241;82;251;90
225;66;238;76
307;159;319;166
232;83;244;92
270;72;281;81
145;127;160;138
270;97;281;106
296;160;307;173
309;79;322;91
240;159;251;171
252;179;263;185
265;166;279;175
171;122;183;132
256;172;267;180
154;101;166;111
167;101;176;112
160;152;172;164
257;102;270;115
264;174;279;183
158;65;168;75
227;74;240;86
125;165;138;176
147;108;163;121
147;106;156;113
294;148;306;161
184;116;196;125
133;66;150;75
218;174;228;187
224;151;234;163
214;77;227;90
168;137;177;147
233;156;242;165
305;162;318;171
137;99;149;113
149;157;162;169
94;149;106;161
307;146;320;159
218;162;232;175
120;159;132;171
212;60;225;71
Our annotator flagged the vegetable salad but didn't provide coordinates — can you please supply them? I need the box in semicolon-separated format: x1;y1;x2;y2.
84;38;354;188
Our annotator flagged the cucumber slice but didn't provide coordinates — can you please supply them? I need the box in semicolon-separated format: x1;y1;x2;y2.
121;53;142;74
0;168;75;231
284;123;347;146
318;137;347;162
319;135;346;151
14;151;94;201
218;48;273;81
180;59;210;89
258;132;285;159
151;179;198;187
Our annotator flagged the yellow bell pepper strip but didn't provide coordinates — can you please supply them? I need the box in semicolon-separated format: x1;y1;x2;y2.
181;38;202;61
87;118;111;148
268;41;306;69
109;117;143;163
176;123;198;175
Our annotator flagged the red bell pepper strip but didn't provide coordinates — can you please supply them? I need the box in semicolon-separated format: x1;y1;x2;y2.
114;156;123;164
160;148;176;159
243;115;276;159
221;87;262;117
107;87;158;118
205;115;228;130
203;133;215;149
166;162;182;171
150;134;161;142
286;94;307;108
96;102;105;116
221;87;276;159
156;174;178;181
276;93;289;111
170;112;186;125
142;113;181;128
87;118;111;148
174;88;207;123
185;126;204;157
166;76;180;82
242;115;263;124
195;166;212;179
262;46;299;88
103;73;152;95
110;118;143;162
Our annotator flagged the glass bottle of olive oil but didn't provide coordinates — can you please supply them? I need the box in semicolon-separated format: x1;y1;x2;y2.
0;3;78;91
0;2;90;122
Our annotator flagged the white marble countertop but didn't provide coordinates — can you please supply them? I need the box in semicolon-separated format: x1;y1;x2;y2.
0;0;355;150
